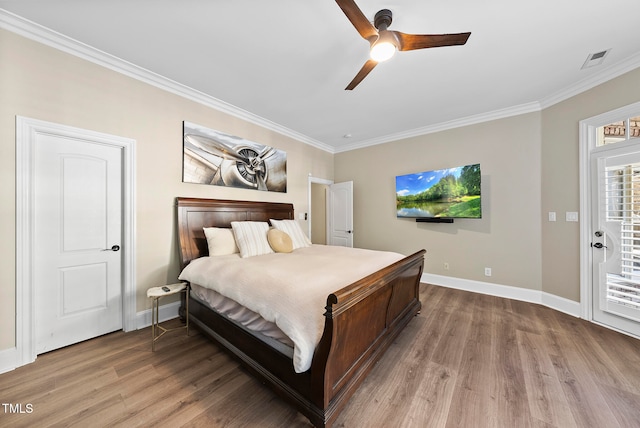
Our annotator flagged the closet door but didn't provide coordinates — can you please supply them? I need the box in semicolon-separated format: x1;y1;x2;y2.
34;133;123;353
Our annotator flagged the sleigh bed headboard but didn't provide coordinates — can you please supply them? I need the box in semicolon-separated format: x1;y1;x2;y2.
176;197;294;267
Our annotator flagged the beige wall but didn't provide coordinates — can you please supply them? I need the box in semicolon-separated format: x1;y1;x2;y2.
541;67;640;301
335;113;543;291
2;25;640;354
0;30;333;351
335;67;640;303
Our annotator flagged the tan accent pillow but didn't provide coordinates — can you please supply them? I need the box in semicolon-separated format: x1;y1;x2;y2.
269;219;311;249
267;228;293;253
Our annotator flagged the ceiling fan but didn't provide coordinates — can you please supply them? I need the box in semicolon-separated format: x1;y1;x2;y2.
335;0;471;90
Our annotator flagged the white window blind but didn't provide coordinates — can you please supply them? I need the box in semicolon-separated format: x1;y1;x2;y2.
605;165;640;310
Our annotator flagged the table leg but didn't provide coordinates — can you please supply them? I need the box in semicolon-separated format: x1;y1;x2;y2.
186;287;189;336
152;297;158;351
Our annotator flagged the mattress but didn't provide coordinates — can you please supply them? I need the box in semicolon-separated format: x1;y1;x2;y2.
189;282;294;348
179;245;404;372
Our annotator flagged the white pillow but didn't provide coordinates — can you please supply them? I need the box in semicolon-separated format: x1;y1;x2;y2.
231;221;274;258
269;219;311;250
203;227;239;256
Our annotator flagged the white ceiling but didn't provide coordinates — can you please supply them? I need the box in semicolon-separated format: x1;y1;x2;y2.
2;0;640;152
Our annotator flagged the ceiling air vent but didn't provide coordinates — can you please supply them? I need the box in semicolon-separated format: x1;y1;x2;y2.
581;49;611;69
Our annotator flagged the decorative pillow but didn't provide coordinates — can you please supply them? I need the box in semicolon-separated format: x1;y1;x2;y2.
231;221;273;258
267;229;293;253
203;227;239;256
269;219;312;250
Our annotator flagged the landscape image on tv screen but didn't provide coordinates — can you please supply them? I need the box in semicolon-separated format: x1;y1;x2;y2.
396;163;482;218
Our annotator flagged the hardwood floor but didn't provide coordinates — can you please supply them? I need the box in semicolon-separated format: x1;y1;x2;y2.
2;284;640;427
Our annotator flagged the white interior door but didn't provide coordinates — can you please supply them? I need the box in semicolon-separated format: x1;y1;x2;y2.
34;134;123;353
591;146;640;337
328;181;353;247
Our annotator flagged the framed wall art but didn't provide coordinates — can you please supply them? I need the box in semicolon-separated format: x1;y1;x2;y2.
183;121;287;192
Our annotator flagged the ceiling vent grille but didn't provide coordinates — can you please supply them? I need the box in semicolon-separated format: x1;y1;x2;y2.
582;49;611;69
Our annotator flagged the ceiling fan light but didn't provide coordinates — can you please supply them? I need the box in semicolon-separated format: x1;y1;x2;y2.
370;41;396;62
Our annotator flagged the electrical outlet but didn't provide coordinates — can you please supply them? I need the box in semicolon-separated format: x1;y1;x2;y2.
443;262;449;270
484;267;492;277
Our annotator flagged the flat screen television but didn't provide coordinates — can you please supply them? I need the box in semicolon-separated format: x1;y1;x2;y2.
396;163;482;219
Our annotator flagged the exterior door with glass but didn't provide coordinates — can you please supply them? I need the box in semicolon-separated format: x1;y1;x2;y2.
591;133;640;337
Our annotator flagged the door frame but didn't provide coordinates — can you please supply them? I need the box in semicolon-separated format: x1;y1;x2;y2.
15;116;136;367
579;101;640;328
308;176;333;241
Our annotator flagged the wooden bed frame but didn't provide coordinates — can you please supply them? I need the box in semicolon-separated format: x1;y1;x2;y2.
176;197;425;427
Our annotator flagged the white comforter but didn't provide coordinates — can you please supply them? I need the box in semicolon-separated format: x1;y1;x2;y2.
178;245;404;373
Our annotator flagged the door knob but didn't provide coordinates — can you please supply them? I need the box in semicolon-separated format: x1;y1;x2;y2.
103;245;120;251
591;242;607;249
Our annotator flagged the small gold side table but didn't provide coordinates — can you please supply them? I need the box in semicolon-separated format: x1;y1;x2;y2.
146;282;189;351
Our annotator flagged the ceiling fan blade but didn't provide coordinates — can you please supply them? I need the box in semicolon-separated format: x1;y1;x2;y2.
345;59;378;90
335;0;378;40
394;32;471;51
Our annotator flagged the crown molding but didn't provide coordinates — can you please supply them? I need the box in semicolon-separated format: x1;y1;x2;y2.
0;9;335;154
336;52;640;153
334;101;542;153
3;8;639;156
539;51;640;109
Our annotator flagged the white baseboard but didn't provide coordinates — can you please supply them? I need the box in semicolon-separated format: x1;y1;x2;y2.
0;277;581;374
421;273;581;318
0;301;183;374
0;347;18;374
135;300;182;330
540;291;581;317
